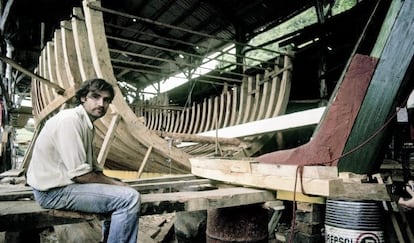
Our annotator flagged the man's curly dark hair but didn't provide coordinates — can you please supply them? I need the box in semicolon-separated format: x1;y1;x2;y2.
75;78;115;105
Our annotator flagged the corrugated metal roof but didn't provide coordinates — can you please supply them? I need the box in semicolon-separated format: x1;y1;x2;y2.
6;0;315;94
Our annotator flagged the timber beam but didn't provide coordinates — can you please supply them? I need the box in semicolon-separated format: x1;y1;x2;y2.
0;174;276;232
190;157;390;201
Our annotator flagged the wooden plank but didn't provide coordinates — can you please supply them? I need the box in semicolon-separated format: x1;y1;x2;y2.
152;214;176;242
256;74;267;120
192;103;201;133
273;55;292;117
61;21;82;87
339;0;414;173
0;201;103;232
191;158;390;200
222;91;231;128
155;131;242;145
235;80;247;125
370;0;403;58
276;190;326;204
0;55;65;94
147;106;155;130
191;167;337;197
172;109;180;133
265;59;281;119
39;51;49;111
210;96;219;131
229;86;238;126
31;75;40;117
35;87;76;123
0;186;275;232
53;29;69;89
21;126;41;169
179;106;189;133
0;174;203;201
199;99;207;132
130;178;213;191
328;182;390;201
46;42;59;99
0;179;214;201
136;146;152;178
97;113;121;165
164;109;172;132
72;7;97;80
242;77;254;123
217;94;224;129
190;157;338;178
141;186;276;212
186;103;196;133
124;174;198;184
203;98;214;131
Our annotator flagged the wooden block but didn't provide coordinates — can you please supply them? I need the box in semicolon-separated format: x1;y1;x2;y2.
338;172;368;183
329;182;390;201
275;232;287;242
296;202;325;212
276;191;325;204
152;215;175;242
264;200;285;210
295;211;323;224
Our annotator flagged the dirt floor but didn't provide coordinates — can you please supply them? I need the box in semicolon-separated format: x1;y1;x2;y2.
0;213;177;243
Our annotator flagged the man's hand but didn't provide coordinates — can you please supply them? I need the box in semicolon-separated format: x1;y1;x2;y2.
398;181;414;209
73;171;129;186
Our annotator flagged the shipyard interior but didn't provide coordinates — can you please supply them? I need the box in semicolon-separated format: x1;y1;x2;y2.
1;0;414;242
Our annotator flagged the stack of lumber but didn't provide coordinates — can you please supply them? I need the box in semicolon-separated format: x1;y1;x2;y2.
190;157;390;201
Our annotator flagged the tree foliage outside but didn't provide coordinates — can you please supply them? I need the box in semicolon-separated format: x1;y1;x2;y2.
217;0;358;69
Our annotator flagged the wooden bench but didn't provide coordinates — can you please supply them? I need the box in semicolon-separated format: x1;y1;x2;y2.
0;174;276;232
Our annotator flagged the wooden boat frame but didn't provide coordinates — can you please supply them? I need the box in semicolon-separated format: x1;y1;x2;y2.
23;0;293;174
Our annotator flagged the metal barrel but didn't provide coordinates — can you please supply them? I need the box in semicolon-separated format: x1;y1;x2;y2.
206;204;268;243
325;199;384;243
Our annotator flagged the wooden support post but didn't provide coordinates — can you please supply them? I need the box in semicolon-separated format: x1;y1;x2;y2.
21;125;42;170
137;146;152;178
374;174;405;243
0;55;65;94
97;114;121;165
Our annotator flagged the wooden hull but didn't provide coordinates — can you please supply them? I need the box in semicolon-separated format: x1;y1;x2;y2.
26;2;190;174
24;0;293;173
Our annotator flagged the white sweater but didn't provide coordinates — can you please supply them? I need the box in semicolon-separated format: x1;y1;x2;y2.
27;105;103;191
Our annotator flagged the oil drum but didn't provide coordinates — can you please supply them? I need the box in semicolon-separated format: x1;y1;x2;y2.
325;199;384;243
206;204;268;243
